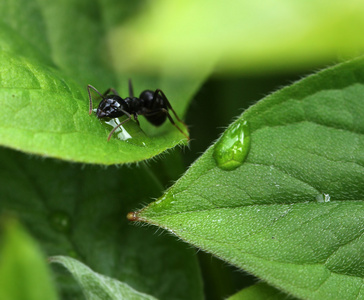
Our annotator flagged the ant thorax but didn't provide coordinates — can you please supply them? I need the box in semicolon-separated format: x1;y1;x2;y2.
124;97;143;114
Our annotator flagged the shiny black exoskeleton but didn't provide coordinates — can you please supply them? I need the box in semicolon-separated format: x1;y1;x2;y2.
87;80;189;141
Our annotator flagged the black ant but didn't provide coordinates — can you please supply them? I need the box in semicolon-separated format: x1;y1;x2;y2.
87;80;189;141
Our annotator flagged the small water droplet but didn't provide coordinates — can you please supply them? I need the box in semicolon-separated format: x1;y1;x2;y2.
316;193;331;203
213;119;251;170
50;211;71;233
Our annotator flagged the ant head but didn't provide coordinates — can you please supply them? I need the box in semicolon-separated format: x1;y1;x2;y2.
96;96;125;119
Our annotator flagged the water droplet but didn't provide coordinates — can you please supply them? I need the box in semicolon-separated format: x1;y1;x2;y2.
50;211;71;233
213;119;251;170
316;193;331;203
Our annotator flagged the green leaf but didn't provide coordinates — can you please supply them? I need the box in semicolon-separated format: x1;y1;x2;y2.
0;147;203;300
0;219;58;300
109;0;364;75
227;282;293;300
50;256;157;300
0;0;211;165
0;50;190;164
133;57;364;299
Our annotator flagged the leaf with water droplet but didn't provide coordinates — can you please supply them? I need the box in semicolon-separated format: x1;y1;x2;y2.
213;119;250;170
133;57;364;300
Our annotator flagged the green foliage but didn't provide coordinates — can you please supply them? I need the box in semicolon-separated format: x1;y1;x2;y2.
50;256;157;300
0;0;202;164
135;58;364;299
0;51;192;164
0;148;203;299
0;0;363;300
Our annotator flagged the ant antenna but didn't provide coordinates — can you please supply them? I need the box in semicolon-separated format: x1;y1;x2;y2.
87;85;104;115
128;79;134;98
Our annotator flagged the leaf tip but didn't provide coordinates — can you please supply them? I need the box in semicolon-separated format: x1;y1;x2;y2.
126;211;140;221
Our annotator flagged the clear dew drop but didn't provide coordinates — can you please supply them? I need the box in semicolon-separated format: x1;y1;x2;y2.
50;211;71;233
316;193;331;203
213;119;251;171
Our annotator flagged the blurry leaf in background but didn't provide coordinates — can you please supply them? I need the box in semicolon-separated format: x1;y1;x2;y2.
109;0;364;75
0;147;203;300
0;219;58;300
134;57;364;299
50;256;158;300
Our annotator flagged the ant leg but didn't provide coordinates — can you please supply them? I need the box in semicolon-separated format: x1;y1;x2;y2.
144;109;190;140
87;84;104;115
133;113;140;126
107;109;133;141
153;89;188;128
128;79;134;98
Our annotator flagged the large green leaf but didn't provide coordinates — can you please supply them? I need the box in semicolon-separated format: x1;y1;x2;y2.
0;0;210;164
109;0;364;75
0;148;203;300
132;57;364;299
0;51;191;164
0;220;58;300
